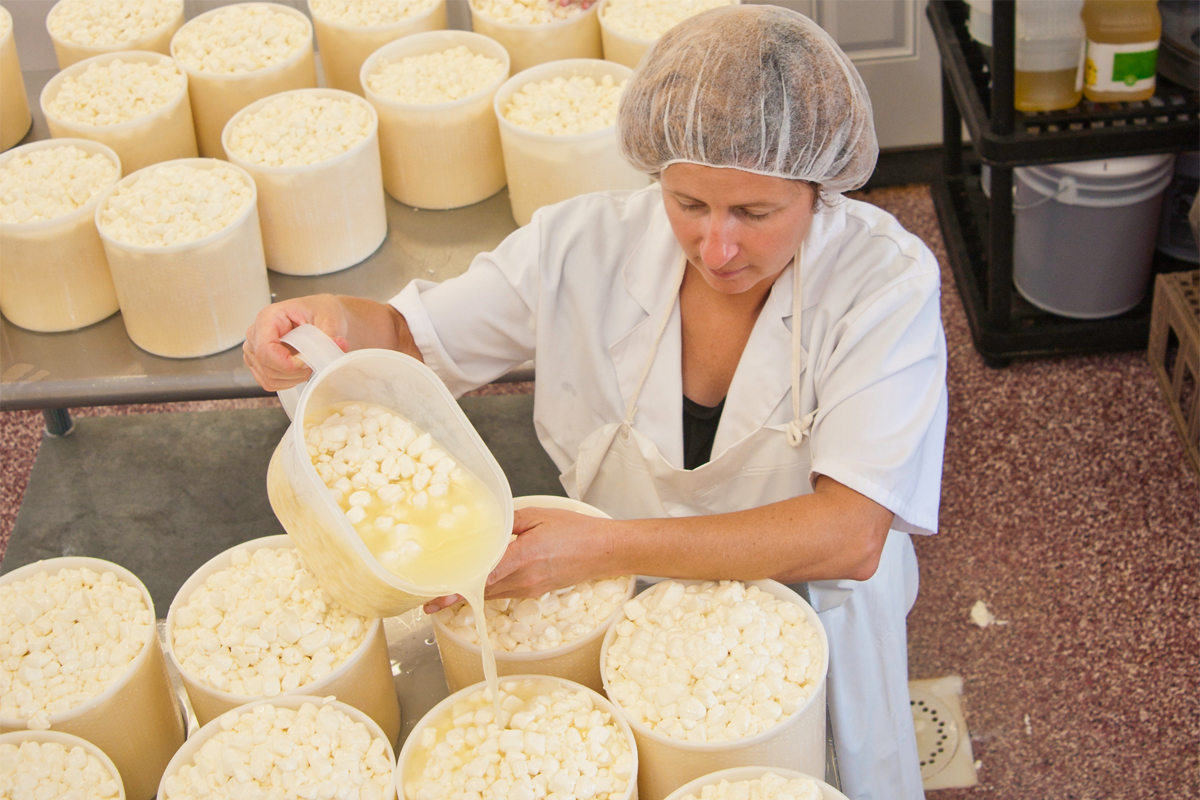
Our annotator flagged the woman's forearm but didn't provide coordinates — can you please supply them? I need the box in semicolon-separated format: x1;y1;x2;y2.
336;296;423;361
604;476;894;584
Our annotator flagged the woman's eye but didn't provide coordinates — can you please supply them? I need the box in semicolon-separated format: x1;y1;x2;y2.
678;202;704;212
740;208;771;220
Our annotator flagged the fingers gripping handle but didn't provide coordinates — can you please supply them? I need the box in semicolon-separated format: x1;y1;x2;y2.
277;325;347;420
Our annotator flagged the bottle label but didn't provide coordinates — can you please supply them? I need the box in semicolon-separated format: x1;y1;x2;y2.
1085;40;1159;93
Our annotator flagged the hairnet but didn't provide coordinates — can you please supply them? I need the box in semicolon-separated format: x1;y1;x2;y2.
618;4;878;193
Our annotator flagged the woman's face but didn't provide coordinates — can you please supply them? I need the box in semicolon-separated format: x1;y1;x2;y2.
660;163;816;296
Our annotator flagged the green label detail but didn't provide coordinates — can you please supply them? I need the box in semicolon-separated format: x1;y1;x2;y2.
1112;49;1158;86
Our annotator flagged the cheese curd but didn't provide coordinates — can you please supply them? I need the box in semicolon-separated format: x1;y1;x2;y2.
310;0;440;26
171;4;310;75
48;0;182;46
681;772;821;800
159;701;392;800
171;547;369;697
604;581;823;743
405;677;633;800
0;568;151;730
0;8;11;40
366;46;506;104
502;74;624;135
0;740;121;800
226;92;372;167
601;0;735;40
473;0;584;24
440;577;632;652
47;57;185;126
0;145;118;224
97;162;252;247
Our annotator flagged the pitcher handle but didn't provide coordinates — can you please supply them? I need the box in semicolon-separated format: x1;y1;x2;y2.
277;324;347;420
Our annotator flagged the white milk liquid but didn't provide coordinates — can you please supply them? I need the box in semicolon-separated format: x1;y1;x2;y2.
306;401;503;705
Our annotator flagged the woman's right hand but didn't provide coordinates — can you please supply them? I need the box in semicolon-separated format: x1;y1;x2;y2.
243;295;351;391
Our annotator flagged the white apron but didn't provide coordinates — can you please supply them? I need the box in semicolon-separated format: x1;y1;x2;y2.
559;251;925;800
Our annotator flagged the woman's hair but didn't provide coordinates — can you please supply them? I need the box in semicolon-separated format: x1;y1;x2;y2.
619;5;878;195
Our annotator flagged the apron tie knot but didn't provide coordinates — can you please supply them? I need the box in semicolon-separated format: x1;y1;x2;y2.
786;408;818;447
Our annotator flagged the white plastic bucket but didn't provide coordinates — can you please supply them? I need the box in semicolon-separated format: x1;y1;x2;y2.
40;50;198;176
494;58;649;226
360;30;510;210
600;580;829;800
308;0;448;95
164;535;401;742
222;88;387;275
0;557;186;800
432;495;636;694
0;6;31;151
267;324;514;619
469;0;602;74
46;0;184;69
0;138;121;332
156;695;397;800
662;767;848;800
1014;154;1176;318
395;674;638;799
0;730;126;800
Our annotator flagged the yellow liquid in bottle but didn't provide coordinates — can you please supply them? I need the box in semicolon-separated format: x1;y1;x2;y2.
1082;0;1161;102
1015;67;1083;111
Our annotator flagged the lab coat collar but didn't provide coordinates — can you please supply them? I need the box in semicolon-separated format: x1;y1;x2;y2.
608;197;847;467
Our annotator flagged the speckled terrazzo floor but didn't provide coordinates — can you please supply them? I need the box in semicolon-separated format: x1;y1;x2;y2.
2;186;1196;797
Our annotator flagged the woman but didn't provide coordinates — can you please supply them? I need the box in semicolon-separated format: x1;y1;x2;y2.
245;7;946;799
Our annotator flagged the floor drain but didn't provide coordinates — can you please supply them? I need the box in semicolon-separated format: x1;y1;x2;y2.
909;675;979;790
910;687;960;779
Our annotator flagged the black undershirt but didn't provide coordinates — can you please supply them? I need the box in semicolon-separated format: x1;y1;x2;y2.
682;394;725;470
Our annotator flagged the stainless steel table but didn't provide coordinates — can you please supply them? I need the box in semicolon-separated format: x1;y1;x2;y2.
0;69;525;426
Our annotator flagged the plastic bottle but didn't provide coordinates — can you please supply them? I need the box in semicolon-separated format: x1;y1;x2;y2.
1083;0;1161;102
1015;0;1086;112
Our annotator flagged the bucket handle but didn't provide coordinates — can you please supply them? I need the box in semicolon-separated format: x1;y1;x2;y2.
277;325;348;420
1014;174;1078;210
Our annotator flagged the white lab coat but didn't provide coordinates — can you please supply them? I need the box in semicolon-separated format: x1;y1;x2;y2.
392;184;948;799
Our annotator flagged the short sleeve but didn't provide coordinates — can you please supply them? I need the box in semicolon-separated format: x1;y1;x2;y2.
808;273;948;536
389;214;545;398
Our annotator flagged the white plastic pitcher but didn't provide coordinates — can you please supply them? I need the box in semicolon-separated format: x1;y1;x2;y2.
266;325;514;619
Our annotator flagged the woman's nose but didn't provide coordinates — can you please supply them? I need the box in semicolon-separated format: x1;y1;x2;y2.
700;215;738;269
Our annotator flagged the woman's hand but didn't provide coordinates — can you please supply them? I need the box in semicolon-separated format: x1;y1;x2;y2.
243;295;352;391
422;507;617;614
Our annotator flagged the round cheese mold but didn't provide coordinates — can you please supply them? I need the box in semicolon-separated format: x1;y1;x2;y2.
0;139;121;333
170;3;318;158
599;0;738;68
365;45;507;105
39;52;197;176
501;72;625;135
223;89;386;276
165;535;402;742
157;696;396;800
0;731;125;800
600;580;830;799
95;158;271;358
96;159;253;247
468;0;602;74
0;557;185;800
0;5;32;152
310;0;442;26
663;767;850;800
398;675;637;800
0;566;151;730
46;0;184;69
0;143;118;225
493;59;648;225
224;89;374;167
307;0;448;96
361;30;509;210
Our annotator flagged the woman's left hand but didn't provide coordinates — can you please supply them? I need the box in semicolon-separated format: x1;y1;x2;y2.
422;507;615;614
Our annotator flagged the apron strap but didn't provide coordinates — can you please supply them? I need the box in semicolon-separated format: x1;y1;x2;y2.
623;255;688;425
786;243;815;447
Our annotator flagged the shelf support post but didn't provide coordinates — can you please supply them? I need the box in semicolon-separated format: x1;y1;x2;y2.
941;69;964;177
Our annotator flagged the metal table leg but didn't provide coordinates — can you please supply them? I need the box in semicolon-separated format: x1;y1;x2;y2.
43;408;74;437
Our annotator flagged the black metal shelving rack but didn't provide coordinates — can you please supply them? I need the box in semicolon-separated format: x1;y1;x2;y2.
927;0;1199;367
